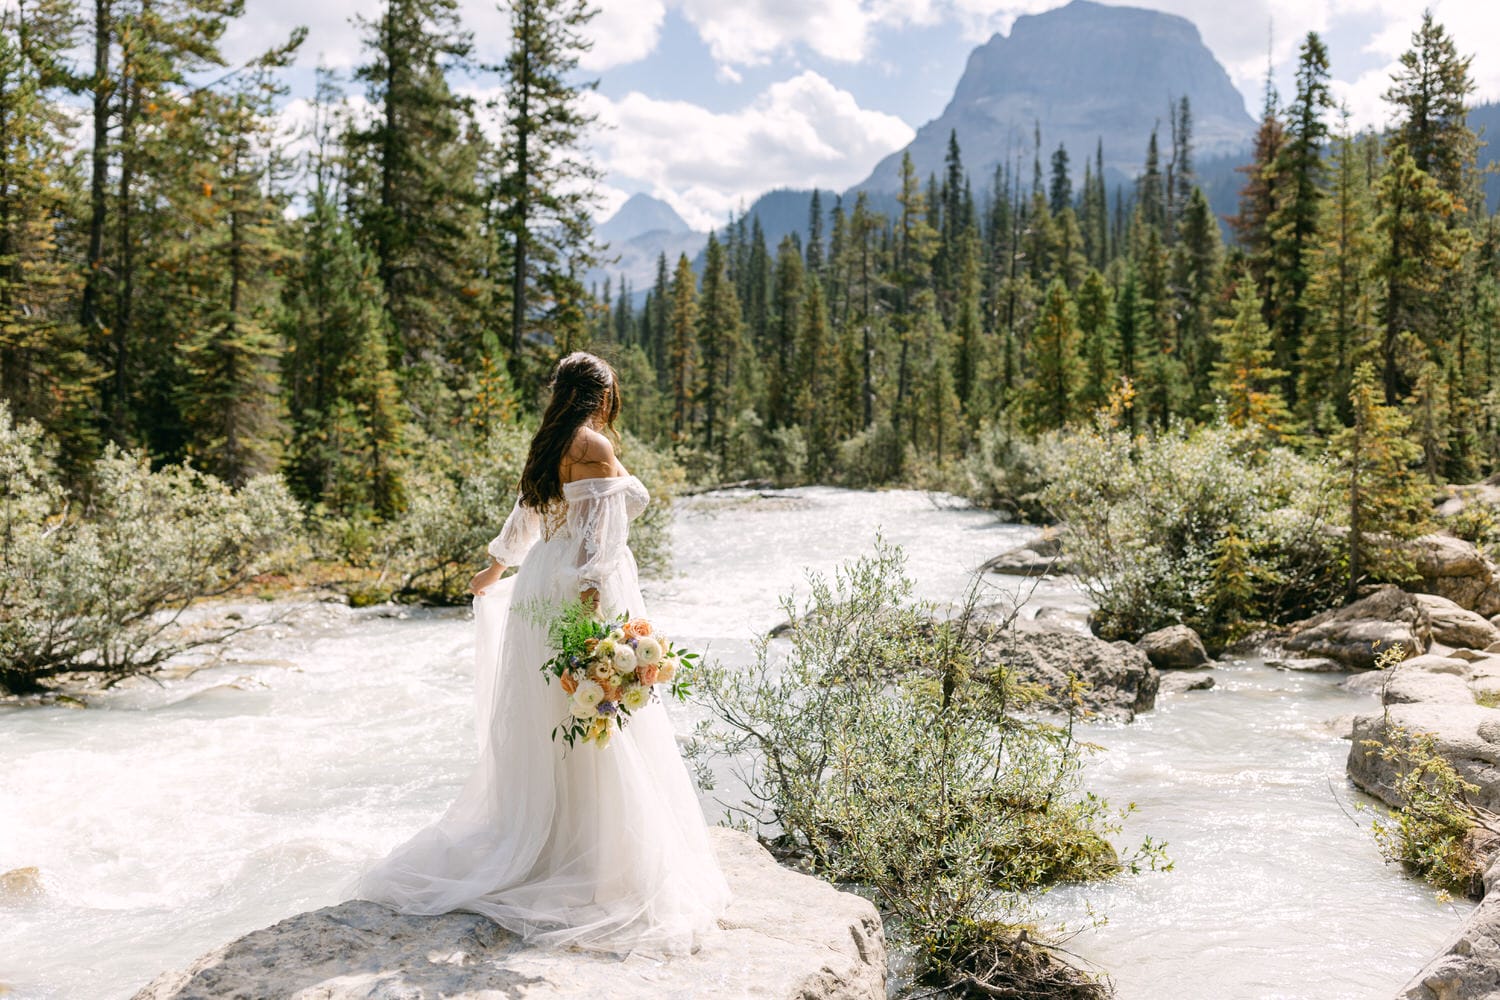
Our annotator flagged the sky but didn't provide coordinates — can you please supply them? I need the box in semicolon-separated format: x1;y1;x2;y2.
159;0;1500;230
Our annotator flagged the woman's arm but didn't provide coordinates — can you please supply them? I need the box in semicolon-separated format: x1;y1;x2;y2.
469;557;507;596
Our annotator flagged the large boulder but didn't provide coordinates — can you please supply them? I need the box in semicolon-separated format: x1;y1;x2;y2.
1414;593;1500;650
1410;533;1500;618
981;530;1069;576
1282;585;1430;669
1136;625;1210;670
132;829;886;1000
977;621;1159;722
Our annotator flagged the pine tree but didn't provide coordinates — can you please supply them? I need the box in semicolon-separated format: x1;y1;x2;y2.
768;234;804;427
1210;277;1293;439
666;253;698;440
0;0;97;473
1231;83;1287;325
795;274;834;476
350;0;482;390
176;50;303;486
1022;279;1082;431
697;234;741;458
1334;361;1429;599
805;188;824;275
1375;143;1469;403
1384;12;1477;204
494;0;601;372
1298;123;1379;430
1074;268;1116;413
1265;32;1334;405
1048;143;1071;216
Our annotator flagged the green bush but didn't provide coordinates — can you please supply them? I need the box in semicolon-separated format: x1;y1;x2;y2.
0;405;300;693
354;425;685;604
689;541;1162;997
1041;418;1343;647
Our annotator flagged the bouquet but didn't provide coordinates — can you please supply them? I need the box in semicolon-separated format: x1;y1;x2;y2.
541;601;697;748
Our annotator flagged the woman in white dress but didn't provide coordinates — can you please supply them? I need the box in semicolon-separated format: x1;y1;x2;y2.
356;352;729;956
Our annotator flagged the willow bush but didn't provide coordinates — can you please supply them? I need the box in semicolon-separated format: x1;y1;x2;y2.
339;426;685;605
0;405;300;693
1041;418;1343;648
689;541;1163;998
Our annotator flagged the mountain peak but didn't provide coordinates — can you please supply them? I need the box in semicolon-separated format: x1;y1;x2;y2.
598;193;694;245
857;0;1254;193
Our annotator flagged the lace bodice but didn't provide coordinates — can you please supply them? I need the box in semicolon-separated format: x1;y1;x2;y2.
487;474;649;592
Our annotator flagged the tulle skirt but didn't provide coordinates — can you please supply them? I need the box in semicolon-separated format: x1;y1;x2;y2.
354;534;730;956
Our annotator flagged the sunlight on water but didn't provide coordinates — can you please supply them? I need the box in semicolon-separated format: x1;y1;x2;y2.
0;487;1469;999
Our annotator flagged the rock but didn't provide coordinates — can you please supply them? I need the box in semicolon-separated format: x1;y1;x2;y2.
1383;667;1477;706
1398;878;1500;1000
1158;672;1215;695
1413;593;1500;650
1348;703;1500;815
1136;625;1210;670
1282;585;1430;669
1410;533;1500;618
981;531;1068;576
132;829;886;1000
0;867;42;903
1343;670;1394;696
1266;657;1344;673
978;621;1159;722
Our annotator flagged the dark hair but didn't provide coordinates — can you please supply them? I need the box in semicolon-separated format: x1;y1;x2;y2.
518;352;621;510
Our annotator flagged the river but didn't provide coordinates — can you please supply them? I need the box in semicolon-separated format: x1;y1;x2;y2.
0;486;1469;999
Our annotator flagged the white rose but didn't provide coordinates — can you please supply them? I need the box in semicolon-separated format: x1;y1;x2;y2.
634;635;663;666
611;644;637;674
622;685;650;712
656;657;677;683
572;679;605;717
608;628;626;643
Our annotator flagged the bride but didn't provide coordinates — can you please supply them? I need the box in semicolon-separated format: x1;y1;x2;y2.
356;351;730;956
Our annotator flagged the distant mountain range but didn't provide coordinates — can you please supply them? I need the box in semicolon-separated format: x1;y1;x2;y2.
593;2;1500;298
856;0;1255;194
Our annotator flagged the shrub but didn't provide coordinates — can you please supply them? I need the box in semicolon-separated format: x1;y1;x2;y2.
0;405;300;693
951;422;1061;521
1041;418;1343;647
688;541;1162;998
364;425;685;604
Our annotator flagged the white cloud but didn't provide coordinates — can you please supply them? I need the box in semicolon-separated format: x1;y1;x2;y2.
588;71;916;229
582;0;666;70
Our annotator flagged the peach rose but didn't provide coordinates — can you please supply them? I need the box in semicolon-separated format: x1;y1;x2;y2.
623;618;652;639
636;662;660;686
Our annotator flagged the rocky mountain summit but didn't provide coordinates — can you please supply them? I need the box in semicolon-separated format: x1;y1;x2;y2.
856;0;1255;193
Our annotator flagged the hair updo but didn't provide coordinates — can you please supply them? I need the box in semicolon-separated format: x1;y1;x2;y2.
518;352;621;509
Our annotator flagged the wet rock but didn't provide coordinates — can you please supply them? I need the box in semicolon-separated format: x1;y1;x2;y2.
977;621;1159;722
133;828;885;1000
0;867;42;903
1136;625;1210;670
1414;593;1500;650
1158;672;1215;695
1282;585;1430;669
1266;657;1343;672
981;530;1068;576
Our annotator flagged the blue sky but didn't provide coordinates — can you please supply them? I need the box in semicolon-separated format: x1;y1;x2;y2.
207;0;1500;230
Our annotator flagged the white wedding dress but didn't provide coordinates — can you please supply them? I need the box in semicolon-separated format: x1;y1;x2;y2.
356;473;730;955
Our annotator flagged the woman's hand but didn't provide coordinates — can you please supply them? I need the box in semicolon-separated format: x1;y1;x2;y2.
580;587;599;613
469;560;505;596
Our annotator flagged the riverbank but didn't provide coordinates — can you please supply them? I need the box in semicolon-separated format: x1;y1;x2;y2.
0;487;1481;999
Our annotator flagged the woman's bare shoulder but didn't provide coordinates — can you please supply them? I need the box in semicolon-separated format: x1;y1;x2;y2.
562;427;620;482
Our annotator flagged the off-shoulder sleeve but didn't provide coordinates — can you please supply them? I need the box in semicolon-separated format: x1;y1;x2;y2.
487;497;541;565
564;480;632;593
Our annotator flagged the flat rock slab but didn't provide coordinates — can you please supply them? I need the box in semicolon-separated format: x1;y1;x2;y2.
1158;672;1215;695
133;829;886;1000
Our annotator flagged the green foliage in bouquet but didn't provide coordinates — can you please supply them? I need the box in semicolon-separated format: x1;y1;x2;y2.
539;599;697;748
